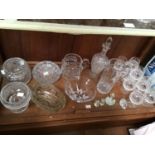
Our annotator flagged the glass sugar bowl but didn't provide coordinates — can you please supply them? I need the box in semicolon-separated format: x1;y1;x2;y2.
1;57;31;83
31;61;66;113
0;82;31;113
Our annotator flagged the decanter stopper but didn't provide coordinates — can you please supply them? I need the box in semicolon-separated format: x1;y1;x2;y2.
101;37;113;54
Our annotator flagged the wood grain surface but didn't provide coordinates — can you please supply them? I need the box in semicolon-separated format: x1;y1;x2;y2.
0;29;155;134
0;63;155;134
0;29;154;66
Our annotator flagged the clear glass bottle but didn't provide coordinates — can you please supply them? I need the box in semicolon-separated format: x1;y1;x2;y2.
91;37;112;75
31;61;66;113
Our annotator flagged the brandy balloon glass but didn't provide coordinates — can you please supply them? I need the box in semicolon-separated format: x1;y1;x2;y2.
144;89;155;105
129;89;144;106
129;66;144;82
122;77;136;92
125;57;140;70
136;76;151;92
110;56;127;80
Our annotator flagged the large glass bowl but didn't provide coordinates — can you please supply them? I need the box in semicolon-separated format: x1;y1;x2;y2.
0;82;31;113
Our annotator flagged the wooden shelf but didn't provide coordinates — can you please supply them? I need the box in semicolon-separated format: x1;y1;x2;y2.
0;62;155;134
1;20;155;36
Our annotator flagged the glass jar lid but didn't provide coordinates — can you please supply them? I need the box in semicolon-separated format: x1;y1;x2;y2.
32;61;61;85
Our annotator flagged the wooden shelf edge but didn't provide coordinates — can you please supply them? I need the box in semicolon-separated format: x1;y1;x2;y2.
1;20;155;36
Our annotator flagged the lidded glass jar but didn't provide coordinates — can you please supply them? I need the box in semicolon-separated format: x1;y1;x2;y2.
31;61;66;113
1;57;31;83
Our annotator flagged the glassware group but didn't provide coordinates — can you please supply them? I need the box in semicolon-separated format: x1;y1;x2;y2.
0;37;155;114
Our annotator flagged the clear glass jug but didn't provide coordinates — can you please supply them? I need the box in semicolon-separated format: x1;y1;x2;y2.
61;53;89;79
62;53;96;103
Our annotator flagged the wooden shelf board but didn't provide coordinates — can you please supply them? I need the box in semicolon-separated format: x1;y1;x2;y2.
0;62;155;134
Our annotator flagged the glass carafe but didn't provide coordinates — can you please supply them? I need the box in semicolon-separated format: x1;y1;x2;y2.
31;61;66;113
91;37;113;75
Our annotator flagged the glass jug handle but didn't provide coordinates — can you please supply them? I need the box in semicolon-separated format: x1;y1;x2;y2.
82;58;90;70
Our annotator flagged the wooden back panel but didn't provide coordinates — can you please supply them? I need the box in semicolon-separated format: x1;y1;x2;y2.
0;29;155;65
